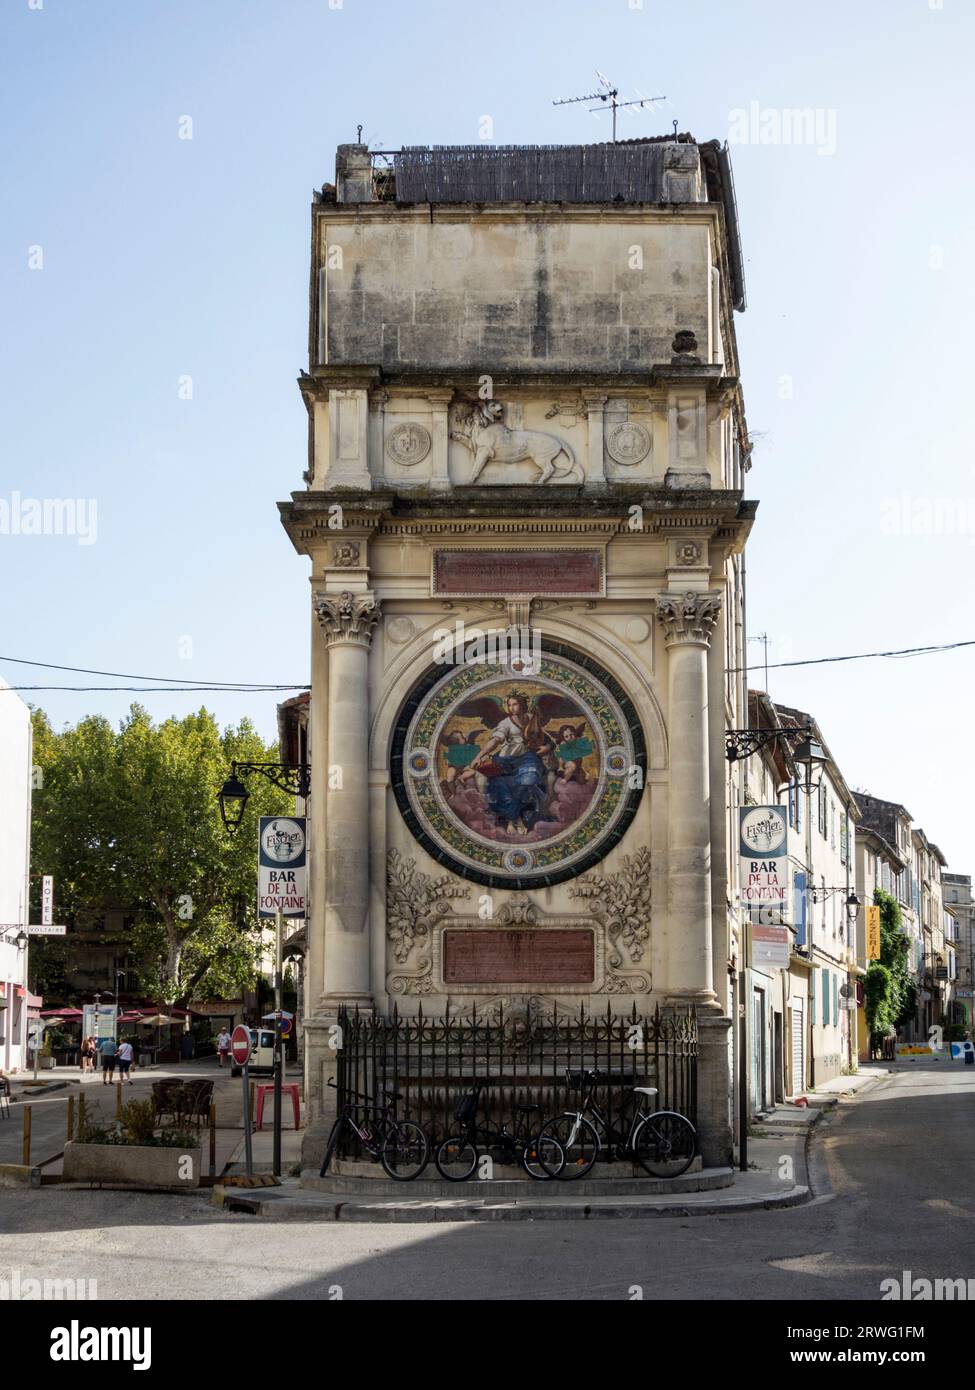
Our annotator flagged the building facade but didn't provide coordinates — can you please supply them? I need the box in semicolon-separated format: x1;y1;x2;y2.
0;678;36;1072
279;137;756;1166
944;873;973;1029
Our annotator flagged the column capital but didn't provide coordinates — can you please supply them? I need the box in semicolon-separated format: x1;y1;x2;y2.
655;590;721;647
314;589;381;647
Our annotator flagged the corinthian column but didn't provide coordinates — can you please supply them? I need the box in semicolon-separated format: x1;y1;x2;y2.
313;588;381;1009
655;590;722;1009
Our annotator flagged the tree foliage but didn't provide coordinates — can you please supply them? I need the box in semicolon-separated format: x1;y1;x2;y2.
865;889;914;1040
30;705;291;1005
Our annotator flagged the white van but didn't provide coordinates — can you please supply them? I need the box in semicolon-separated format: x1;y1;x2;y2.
230;1027;275;1077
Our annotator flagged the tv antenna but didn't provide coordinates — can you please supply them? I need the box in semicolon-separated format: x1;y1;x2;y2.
553;71;667;143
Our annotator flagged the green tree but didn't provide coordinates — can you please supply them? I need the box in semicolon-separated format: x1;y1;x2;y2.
30;705;291;1005
865;888;914;1043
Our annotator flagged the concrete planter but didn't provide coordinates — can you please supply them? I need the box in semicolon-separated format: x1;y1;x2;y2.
62;1140;202;1190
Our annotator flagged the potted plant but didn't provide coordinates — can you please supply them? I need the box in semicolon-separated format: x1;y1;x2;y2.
63;1098;203;1190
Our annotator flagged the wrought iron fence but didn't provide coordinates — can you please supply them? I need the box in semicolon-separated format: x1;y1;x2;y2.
334;1002;697;1161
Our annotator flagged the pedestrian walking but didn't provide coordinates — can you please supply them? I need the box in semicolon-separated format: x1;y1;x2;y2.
97;1035;118;1084
116;1038;135;1084
80;1036;96;1076
216;1028;231;1067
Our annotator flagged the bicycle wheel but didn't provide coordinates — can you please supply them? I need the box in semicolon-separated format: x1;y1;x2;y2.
380;1120;429;1181
319;1115;345;1178
536;1114;600;1179
434;1131;478;1182
521;1133;565;1180
634;1111;696;1179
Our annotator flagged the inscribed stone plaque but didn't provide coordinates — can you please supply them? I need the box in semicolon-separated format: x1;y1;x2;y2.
433;550;602;596
443;929;595;984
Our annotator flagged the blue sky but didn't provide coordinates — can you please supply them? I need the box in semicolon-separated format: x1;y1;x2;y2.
1;0;972;868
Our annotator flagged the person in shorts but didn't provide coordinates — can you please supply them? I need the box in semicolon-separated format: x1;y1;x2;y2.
216;1028;232;1067
116;1038;135;1083
98;1035;118;1084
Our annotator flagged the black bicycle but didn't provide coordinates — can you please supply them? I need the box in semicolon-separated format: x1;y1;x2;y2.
319;1080;429;1181
434;1080;565;1182
536;1069;696;1180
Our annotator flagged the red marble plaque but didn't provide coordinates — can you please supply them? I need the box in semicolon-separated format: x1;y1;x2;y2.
443;929;595;984
433;550;602;597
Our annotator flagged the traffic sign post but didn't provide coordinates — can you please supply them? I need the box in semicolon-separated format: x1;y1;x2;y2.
273;908;283;1179
231;1025;253;1178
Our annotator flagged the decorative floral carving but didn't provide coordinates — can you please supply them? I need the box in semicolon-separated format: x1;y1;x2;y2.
331;541;360;567
674;542;702;567
314;589;381;646
568;847;652;962
495;898;538;927
654;591;721;647
386;849;470;964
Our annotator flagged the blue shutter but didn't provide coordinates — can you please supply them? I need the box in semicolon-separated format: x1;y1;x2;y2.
794;872;807;946
822;967;830;1025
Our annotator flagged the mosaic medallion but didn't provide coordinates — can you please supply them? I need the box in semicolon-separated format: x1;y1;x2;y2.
391;643;647;889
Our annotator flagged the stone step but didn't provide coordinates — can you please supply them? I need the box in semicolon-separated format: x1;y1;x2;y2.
300;1159;721;1200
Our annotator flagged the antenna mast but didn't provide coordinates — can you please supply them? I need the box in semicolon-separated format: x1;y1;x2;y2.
553;73;667;143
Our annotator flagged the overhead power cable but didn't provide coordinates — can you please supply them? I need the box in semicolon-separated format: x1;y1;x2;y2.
732;637;975;675
0;653;306;690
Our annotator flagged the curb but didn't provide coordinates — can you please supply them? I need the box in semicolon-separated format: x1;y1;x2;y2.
0;1163;42;1189
212;1181;811;1221
9;1081;74;1102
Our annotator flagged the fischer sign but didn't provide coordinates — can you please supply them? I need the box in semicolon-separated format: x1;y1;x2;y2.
739;806;789;918
257;816;307;919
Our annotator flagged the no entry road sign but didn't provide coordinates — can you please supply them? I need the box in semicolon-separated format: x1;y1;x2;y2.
231;1025;252;1067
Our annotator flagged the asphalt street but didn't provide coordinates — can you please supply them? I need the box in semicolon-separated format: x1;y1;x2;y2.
1;1058;972;1301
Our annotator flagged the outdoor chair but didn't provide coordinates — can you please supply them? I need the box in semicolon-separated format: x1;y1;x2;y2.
182;1079;214;1129
151;1080;184;1128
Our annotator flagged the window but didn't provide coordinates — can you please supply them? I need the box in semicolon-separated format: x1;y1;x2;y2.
830;801;836;850
840;814;848;865
794;871;807;946
818;784;827;838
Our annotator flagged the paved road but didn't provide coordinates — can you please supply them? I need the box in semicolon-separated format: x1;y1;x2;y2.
1;1059;972;1301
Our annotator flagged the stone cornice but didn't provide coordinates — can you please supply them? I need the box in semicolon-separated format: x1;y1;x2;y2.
300;364;737;397
279;490;757;555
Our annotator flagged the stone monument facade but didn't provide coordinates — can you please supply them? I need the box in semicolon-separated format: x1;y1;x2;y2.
279;139;756;1166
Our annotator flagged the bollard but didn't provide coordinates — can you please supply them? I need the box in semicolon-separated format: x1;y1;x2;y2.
22;1105;31;1166
209;1103;216;1178
66;1095;75;1144
116;1081;123;1121
78;1093;86;1141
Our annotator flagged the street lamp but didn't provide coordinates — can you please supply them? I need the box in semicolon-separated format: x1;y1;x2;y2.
216;771;250;834
216;761;311;837
793;736;828;795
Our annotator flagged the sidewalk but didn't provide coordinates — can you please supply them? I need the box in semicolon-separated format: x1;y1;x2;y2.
212;1064;894;1222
